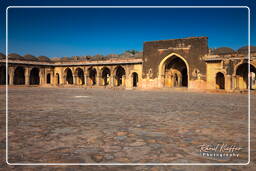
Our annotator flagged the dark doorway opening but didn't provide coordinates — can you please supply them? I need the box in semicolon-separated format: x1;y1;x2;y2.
14;66;25;85
216;72;225;89
132;72;138;87
30;68;40;85
47;73;51;84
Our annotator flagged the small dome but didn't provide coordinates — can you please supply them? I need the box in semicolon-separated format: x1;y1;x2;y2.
0;52;6;59
237;46;256;54
38;56;51;62
8;53;24;60
23;54;38;61
59;57;70;61
212;47;235;55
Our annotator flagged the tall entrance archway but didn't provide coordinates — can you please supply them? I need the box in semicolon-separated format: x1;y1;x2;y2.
216;72;225;89
236;63;256;90
102;67;110;86
159;54;188;88
132;72;138;87
88;68;97;86
75;68;84;85
30;68;40;85
65;68;73;84
115;66;125;86
0;65;6;85
14;66;25;85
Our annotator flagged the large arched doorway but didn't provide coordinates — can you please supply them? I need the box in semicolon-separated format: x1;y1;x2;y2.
216;72;225;89
88;68;97;86
101;67;110;86
29;68;40;85
75;68;84;85
0;65;6;85
65;68;73;84
236;63;256;90
14;66;25;85
115;66;126;86
132;72;138;87
161;55;188;88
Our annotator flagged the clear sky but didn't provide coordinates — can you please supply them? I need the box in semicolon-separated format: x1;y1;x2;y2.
0;0;255;58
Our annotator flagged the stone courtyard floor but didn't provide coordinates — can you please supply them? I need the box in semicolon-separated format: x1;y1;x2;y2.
0;87;255;170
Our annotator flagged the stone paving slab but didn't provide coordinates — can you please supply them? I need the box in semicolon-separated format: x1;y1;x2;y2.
0;87;255;170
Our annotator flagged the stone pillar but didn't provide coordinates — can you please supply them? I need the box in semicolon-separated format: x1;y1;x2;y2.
54;74;57;86
231;75;236;90
8;67;14;85
85;75;89;86
110;75;115;87
96;76;100;86
159;74;165;88
39;70;43;85
225;75;232;91
73;75;76;85
51;72;54;85
40;68;45;85
122;75;126;87
84;74;88;85
63;75;66;85
84;69;88;86
25;67;30;86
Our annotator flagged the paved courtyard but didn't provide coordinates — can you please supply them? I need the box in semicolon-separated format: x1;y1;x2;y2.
0;87;255;170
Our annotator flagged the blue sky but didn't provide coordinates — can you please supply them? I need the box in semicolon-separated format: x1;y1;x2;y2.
0;0;255;57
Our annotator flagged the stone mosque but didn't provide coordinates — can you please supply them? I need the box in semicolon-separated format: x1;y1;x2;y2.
0;37;255;91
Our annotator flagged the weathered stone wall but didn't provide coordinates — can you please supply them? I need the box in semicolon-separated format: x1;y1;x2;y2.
142;37;208;80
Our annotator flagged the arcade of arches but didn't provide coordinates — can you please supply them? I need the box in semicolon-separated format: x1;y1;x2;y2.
1;58;256;91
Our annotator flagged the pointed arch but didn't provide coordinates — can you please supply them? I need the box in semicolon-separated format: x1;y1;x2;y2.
159;53;189;88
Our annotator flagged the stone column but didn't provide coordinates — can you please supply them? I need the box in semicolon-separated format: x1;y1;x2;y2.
73;75;76;85
84;69;88;86
63;75;66;85
39;70;43;85
96;75;100;86
51;72;54;85
231;75;236;90
40;68;45;85
8;67;14;85
159;74;165;88
225;75;232;91
110;75;115;87
53;73;57;86
25;67;30;86
122;75;126;87
84;74;88;85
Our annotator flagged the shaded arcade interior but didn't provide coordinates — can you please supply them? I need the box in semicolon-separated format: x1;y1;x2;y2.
163;56;188;88
235;63;256;90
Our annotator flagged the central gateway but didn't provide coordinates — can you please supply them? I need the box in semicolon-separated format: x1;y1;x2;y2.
142;37;208;89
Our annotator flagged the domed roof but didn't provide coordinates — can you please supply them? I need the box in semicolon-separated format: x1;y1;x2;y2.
23;54;38;61
0;52;6;59
212;47;235;55
38;56;51;62
8;53;24;60
237;46;256;54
